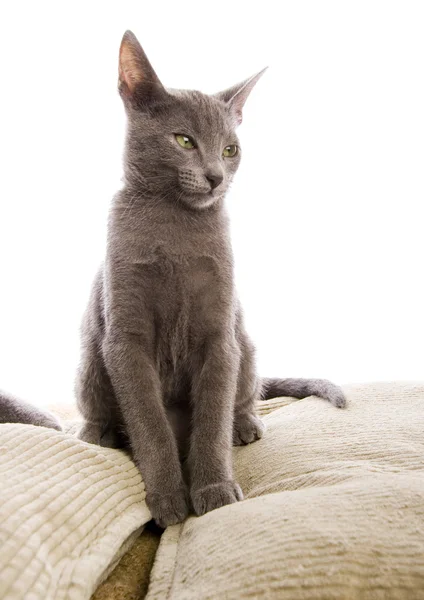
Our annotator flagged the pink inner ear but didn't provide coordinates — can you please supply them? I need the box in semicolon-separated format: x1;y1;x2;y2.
229;105;243;127
119;43;143;93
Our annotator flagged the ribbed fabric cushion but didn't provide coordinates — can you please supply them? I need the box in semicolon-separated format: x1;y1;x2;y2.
146;382;424;600
0;424;150;600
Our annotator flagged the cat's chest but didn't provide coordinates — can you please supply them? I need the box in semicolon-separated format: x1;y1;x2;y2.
138;250;233;343
152;252;230;308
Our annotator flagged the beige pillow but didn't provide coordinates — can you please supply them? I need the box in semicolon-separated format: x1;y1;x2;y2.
0;423;150;600
147;382;424;600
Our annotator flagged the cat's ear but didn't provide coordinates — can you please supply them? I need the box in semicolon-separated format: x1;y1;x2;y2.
118;30;166;107
215;68;267;126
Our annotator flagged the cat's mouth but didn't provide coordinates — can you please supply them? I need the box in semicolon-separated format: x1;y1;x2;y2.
177;171;223;210
180;190;220;211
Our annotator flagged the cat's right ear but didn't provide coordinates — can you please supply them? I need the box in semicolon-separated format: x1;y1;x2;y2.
215;68;267;126
118;31;166;108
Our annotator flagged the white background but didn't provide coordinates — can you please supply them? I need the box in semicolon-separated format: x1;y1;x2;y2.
0;1;423;408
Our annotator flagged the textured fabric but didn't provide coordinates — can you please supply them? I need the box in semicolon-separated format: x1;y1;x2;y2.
91;529;161;600
0;424;151;600
146;382;424;600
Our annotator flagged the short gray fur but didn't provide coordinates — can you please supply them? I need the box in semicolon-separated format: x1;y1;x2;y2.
0;31;346;528
0;391;61;430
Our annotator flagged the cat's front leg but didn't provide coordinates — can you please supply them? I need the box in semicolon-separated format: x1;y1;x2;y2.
189;334;243;516
103;336;189;528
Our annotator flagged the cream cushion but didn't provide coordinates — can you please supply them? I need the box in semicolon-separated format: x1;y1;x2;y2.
0;423;150;600
147;383;424;600
1;382;423;599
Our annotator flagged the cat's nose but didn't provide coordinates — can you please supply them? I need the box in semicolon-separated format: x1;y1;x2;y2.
205;171;223;190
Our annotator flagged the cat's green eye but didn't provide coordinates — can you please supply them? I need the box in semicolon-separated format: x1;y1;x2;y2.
223;144;238;158
175;134;195;149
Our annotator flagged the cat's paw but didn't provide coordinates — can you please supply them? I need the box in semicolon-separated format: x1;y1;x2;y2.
191;481;243;516
76;422;102;445
233;413;265;445
146;487;189;529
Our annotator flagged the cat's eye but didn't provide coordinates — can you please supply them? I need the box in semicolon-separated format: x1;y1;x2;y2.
175;134;196;149
223;144;238;158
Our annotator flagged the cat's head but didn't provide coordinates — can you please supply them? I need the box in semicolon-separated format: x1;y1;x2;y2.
119;31;265;211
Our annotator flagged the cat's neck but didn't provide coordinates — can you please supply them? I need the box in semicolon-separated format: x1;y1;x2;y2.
113;185;228;228
108;186;232;261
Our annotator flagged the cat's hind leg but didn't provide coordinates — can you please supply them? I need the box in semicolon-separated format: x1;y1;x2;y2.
75;339;116;446
233;332;265;446
75;268;120;446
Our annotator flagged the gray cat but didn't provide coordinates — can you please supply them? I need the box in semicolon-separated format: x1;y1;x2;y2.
0;31;346;528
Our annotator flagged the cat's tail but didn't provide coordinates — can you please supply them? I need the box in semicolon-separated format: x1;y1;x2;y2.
261;378;346;408
0;390;62;430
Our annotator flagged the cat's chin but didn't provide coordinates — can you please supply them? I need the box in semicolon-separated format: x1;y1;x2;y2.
179;192;221;211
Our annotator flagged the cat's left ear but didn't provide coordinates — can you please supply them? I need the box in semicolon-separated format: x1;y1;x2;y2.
215;68;267;126
118;30;166;108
